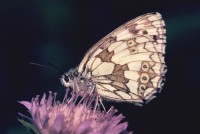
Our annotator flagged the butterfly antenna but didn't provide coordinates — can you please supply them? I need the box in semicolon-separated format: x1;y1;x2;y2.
29;62;48;67
47;62;63;74
29;62;63;74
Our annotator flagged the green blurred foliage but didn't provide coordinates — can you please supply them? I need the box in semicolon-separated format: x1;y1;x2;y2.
4;126;31;134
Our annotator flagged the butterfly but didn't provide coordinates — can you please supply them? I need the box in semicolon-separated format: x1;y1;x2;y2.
60;12;167;106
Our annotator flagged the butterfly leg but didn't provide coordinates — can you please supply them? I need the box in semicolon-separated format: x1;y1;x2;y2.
90;86;106;112
98;95;106;112
89;84;95;95
67;80;78;104
76;92;88;106
93;94;99;112
63;88;70;103
75;81;80;93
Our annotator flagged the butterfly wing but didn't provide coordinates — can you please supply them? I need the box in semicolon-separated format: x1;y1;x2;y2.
78;12;166;104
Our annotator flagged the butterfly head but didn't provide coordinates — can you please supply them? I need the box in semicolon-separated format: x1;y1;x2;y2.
60;69;78;88
60;69;95;93
60;73;71;88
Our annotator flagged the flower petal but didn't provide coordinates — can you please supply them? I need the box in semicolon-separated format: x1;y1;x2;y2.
19;101;32;111
76;120;92;134
51;114;64;133
40;93;46;105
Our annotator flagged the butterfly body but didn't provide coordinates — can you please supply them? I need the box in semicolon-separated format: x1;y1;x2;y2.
61;12;166;105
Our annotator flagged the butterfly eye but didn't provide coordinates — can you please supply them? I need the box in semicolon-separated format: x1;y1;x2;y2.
64;75;70;83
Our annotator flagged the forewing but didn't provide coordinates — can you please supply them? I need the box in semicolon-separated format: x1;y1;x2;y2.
78;12;166;104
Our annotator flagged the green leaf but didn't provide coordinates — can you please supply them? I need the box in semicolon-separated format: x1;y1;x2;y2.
18;119;40;134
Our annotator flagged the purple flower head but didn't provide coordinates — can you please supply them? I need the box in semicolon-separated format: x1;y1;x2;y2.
19;89;132;134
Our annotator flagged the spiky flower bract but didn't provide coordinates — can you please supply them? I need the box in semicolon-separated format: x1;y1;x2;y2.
19;89;132;134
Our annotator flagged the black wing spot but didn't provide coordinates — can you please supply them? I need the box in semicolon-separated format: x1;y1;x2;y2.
142;76;147;80
143;65;147;68
153;35;157;41
143;30;148;34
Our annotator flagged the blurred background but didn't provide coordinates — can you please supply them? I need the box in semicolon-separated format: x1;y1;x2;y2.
0;0;200;134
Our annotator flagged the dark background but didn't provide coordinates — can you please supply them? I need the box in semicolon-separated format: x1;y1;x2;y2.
0;0;200;134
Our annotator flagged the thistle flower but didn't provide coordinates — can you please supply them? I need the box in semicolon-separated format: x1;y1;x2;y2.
19;89;132;134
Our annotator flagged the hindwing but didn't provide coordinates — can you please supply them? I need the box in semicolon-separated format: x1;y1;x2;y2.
78;12;166;104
